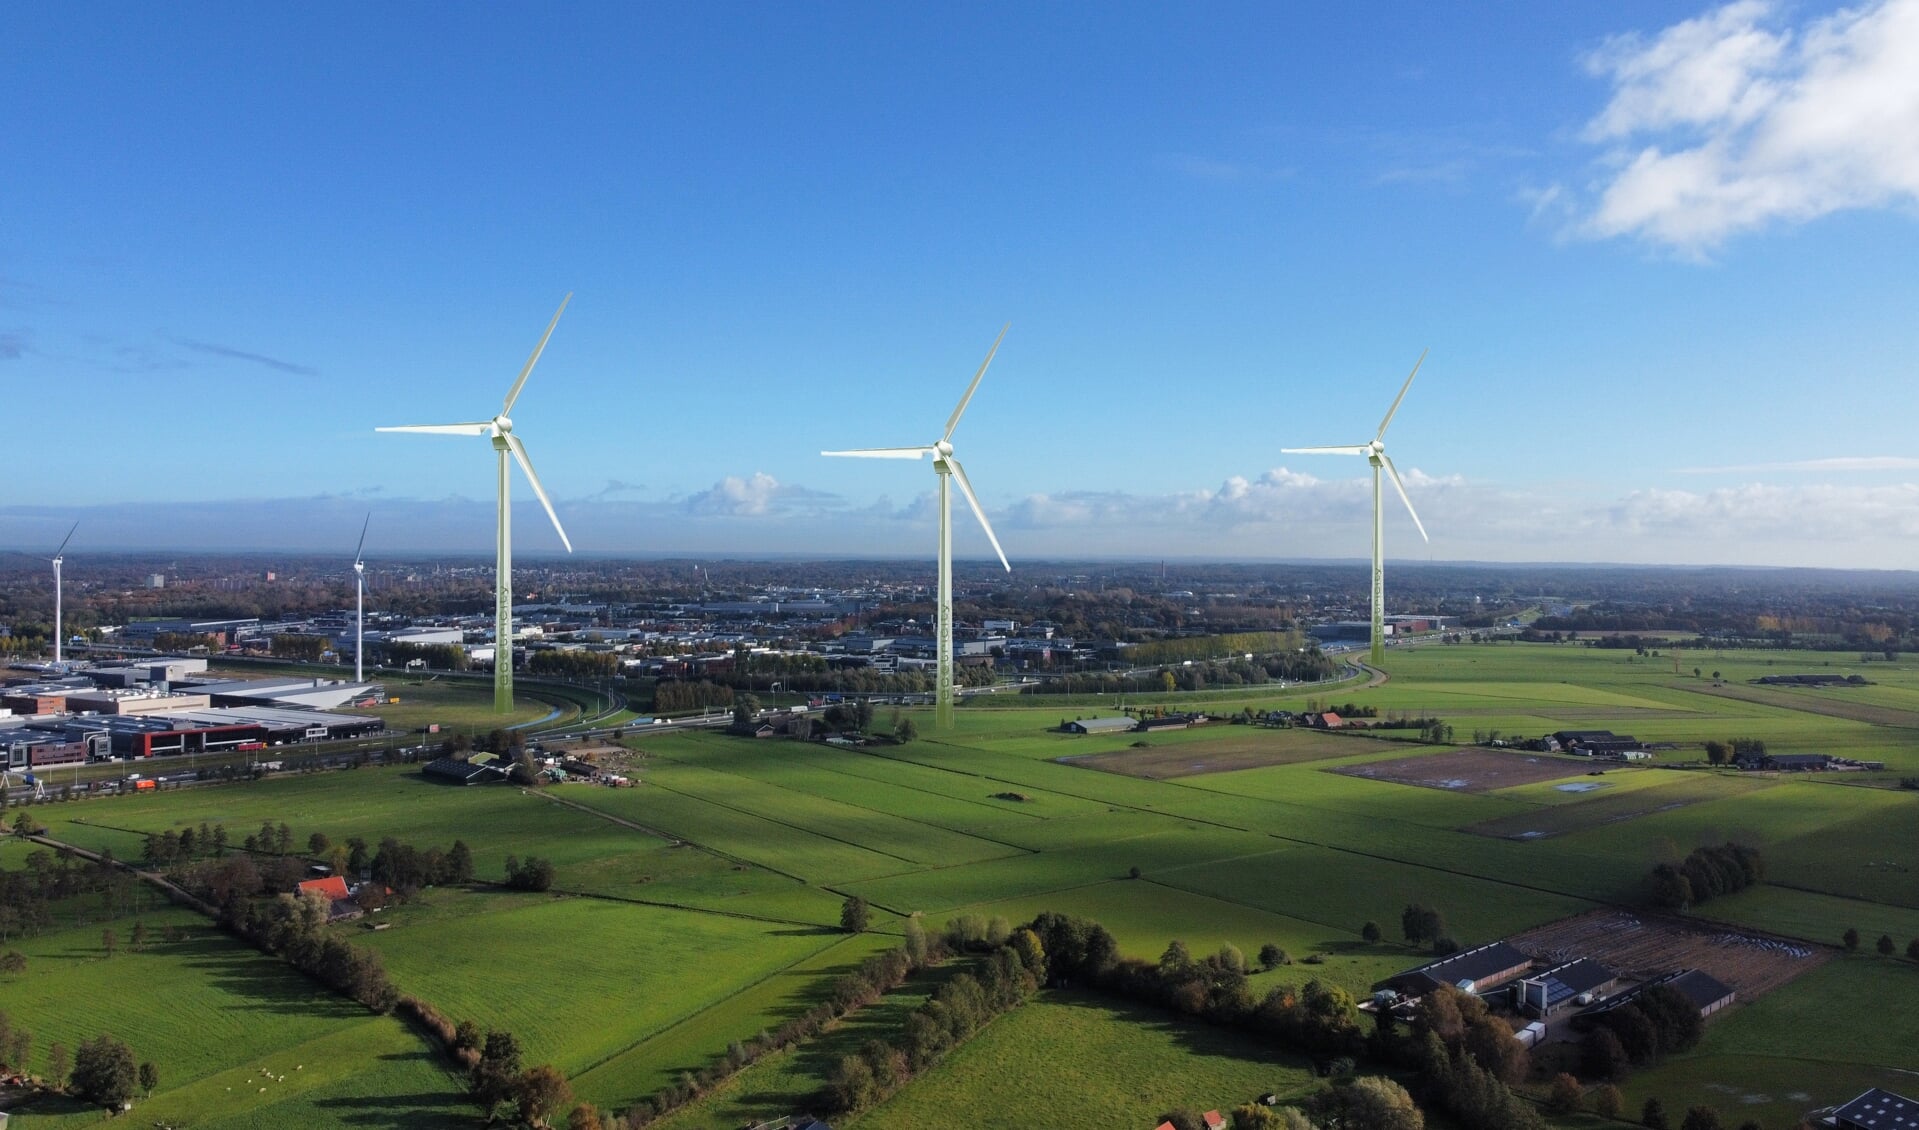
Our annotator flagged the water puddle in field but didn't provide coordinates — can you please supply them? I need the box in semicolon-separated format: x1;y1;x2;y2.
1555;781;1609;793
1438;778;1470;789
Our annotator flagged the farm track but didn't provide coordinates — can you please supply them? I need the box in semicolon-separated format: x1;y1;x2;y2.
1676;681;1919;729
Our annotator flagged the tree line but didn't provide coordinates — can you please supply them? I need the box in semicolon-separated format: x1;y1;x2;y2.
1649;843;1762;910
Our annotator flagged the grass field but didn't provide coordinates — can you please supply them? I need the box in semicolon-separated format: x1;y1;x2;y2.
3;906;469;1128
843;990;1317;1130
8;640;1917;1127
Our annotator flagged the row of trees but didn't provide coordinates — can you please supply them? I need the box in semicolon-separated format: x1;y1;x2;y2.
1;1014;158;1113
141;821;234;867
825;930;1045;1113
1581;983;1704;1080
503;855;555;892
1649;843;1763;909
224;889;399;1012
269;633;333;661
652;679;734;713
1701;738;1766;766
1126;631;1304;666
1400;904;1454;952
528;649;621;678
625;926;951;1126
1841;926;1919;961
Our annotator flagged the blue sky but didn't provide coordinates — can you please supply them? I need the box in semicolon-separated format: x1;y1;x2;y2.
5;1;1918;567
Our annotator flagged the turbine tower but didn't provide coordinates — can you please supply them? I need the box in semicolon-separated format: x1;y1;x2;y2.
1282;351;1430;667
51;522;77;664
351;514;370;683
824;325;1012;730
377;295;575;713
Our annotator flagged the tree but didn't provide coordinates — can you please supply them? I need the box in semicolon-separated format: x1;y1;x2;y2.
1361;921;1382;943
828;1053;877;1112
840;895;870;934
0;950;25;977
1681;1107;1724;1130
1642;1097;1670;1130
1159;1110;1204;1130
1844;926;1861;951
1908;937;1919;962
731;693;762;728
139;1060;159;1097
1401;904;1444;946
129;920;148;952
472;1029;523;1110
71;1033;138;1108
894;716;918;743
1259;943;1289;970
1592;1083;1624;1119
514;1063;572;1128
1546;1072;1583;1115
1583;1026;1631;1080
1340;1075;1424;1130
308;831;331;856
567;1102;605;1130
101;927;116;958
1877;933;1896;956
48;1040;69;1090
1703;740;1730;765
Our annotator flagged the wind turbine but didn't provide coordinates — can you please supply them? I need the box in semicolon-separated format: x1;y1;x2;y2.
51;522;77;664
1282;351;1430;667
377;295;575;713
351;514;370;683
824;325;1012;730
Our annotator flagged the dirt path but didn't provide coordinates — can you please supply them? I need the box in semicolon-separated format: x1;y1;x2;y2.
26;832;219;917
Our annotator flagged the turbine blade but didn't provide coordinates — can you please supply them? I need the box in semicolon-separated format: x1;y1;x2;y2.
943;323;1009;441
376;422;493;436
505;433;573;552
353;514;370;565
1280;445;1370;455
1382;455;1428;543
53;521;78;559
504;293;572;415
821;446;933;459
1376;348;1427;440
945;456;1010;572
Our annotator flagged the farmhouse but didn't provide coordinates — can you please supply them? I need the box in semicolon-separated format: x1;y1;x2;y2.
1064;716;1138;735
1511;957;1617;1018
1750;752;1834;772
1303;711;1344;729
1372;940;1533;1001
1138;712;1207;732
1755;673;1863;687
1826;1087;1919;1130
1552;730;1645;757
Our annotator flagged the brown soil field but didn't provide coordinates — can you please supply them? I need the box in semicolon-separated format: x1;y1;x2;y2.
1678;681;1919;729
1332;748;1595;793
1510;908;1827;1000
1463;775;1775;840
1062;729;1411;779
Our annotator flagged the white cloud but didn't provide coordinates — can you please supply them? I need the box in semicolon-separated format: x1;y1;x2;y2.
1571;0;1919;252
680;472;838;518
1676;455;1919;473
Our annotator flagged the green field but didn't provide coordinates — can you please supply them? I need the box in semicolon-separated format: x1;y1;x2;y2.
3;907;468;1128
844;990;1316;1129
8;641;1917;1127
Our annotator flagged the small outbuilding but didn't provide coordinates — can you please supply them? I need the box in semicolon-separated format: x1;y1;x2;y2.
1063;716;1138;735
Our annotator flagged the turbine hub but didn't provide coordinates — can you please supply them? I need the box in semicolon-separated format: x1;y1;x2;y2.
935;439;954;459
494;414;513;435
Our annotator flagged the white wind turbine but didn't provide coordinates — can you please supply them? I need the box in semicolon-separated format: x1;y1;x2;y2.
377;295;575;713
51;522;78;664
351;514;370;684
824;325;1012;730
1283;351;1430;667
